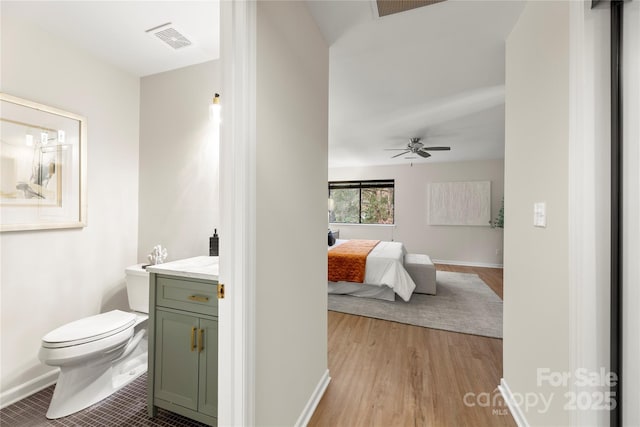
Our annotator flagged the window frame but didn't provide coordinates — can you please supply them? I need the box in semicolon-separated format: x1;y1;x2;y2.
328;179;395;225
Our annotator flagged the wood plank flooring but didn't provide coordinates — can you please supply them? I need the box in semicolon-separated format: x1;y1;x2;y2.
308;264;516;427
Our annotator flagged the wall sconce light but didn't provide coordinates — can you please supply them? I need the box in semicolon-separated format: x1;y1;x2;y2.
209;93;221;124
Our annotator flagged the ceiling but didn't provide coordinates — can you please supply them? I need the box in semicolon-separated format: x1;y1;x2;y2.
2;0;524;168
1;1;219;77
308;0;525;168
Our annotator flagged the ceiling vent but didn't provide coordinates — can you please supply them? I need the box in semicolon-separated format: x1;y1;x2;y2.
146;22;192;50
377;0;446;17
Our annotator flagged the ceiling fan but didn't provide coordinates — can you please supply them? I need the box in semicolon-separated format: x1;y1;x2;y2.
385;137;450;159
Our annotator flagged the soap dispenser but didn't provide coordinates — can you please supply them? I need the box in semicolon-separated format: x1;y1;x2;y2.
210;229;219;256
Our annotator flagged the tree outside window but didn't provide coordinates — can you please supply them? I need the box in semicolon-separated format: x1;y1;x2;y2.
329;180;394;224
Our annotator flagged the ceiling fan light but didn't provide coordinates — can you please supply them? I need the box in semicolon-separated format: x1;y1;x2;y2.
385;137;449;161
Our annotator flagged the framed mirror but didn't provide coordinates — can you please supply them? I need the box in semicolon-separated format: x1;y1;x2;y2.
0;93;87;231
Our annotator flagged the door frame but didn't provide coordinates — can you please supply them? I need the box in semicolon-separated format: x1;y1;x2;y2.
218;0;257;425
568;2;611;426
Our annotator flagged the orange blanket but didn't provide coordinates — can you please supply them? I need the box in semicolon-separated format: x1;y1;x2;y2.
328;240;380;283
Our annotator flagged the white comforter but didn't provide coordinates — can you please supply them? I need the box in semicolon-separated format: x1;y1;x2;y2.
328;239;416;301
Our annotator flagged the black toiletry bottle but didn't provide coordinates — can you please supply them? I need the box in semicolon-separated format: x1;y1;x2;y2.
210;229;219;256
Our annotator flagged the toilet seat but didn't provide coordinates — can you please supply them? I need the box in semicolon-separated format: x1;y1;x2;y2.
42;310;136;349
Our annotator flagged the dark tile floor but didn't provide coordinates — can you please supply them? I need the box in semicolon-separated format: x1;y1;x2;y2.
0;374;208;426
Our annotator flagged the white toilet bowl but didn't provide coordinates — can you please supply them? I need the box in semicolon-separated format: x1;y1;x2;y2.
38;264;149;419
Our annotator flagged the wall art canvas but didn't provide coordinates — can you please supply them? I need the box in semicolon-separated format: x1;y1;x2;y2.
427;181;491;226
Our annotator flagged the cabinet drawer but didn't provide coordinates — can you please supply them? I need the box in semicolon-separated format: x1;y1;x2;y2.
155;276;218;316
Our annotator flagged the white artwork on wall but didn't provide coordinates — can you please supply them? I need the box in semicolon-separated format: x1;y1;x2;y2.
427;181;491;226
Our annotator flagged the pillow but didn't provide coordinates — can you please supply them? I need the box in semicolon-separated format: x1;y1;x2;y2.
328;230;336;246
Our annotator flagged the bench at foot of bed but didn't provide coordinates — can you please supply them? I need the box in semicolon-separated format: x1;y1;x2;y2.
404;253;436;295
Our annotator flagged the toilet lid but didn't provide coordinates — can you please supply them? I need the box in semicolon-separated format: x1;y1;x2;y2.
42;310;136;348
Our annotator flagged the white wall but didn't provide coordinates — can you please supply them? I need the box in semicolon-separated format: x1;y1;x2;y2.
0;15;140;397
329;159;504;266
503;2;571;425
255;1;329;425
622;1;640;424
138;61;220;262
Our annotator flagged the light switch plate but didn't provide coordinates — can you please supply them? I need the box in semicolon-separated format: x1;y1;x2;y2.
533;202;546;227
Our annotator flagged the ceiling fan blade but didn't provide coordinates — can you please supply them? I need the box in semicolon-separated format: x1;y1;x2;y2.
423;146;450;151
384;148;410;151
392;150;411;158
416;150;431;158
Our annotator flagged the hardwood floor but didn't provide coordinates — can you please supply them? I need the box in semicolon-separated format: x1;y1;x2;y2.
308;264;515;427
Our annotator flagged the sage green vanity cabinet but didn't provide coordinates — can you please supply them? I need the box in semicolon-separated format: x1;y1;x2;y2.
148;273;218;426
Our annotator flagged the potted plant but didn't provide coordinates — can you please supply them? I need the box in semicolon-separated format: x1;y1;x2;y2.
490;198;504;229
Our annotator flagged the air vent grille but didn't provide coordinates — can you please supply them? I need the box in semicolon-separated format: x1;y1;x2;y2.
377;0;446;17
146;23;192;50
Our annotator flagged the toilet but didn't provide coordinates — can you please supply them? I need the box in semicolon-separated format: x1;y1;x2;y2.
38;264;149;419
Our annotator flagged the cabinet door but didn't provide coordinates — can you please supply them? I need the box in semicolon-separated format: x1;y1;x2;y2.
198;318;218;417
154;310;199;411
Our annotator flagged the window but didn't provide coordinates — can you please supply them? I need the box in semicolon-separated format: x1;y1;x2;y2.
328;180;394;224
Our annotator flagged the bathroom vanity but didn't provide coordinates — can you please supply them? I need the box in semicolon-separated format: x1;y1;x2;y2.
146;256;220;426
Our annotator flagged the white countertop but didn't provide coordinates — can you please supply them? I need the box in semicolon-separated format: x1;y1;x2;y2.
145;256;219;281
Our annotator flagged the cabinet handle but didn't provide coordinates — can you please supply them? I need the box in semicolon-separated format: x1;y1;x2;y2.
188;295;209;303
190;327;197;351
198;328;204;353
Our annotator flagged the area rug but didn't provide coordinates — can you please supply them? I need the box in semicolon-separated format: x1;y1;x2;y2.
328;271;503;338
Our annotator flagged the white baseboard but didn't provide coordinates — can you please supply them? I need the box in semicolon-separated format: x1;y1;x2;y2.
498;378;529;427
294;369;331;427
433;259;504;269
0;369;58;409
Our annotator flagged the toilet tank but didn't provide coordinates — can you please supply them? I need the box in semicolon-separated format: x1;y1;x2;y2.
125;264;150;313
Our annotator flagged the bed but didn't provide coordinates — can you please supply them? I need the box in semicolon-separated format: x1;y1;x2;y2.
327;239;416;302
